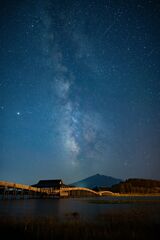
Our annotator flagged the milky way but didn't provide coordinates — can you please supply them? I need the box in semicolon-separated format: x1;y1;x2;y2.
0;0;160;184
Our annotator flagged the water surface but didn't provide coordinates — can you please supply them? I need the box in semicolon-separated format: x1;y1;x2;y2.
0;196;160;220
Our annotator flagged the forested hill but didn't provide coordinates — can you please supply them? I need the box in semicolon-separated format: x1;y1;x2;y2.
111;178;160;194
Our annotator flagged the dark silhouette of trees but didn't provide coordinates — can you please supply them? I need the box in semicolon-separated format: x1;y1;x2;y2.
111;178;160;194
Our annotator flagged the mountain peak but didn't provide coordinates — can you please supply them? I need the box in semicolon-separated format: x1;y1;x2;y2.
71;174;122;189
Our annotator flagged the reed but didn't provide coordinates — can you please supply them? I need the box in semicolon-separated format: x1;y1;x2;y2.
0;206;159;239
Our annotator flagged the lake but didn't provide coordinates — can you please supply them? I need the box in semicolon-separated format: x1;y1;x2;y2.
0;196;160;220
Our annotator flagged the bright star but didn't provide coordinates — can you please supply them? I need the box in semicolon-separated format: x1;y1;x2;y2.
17;112;20;115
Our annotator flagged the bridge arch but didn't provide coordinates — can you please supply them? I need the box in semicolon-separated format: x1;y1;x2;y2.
60;187;100;197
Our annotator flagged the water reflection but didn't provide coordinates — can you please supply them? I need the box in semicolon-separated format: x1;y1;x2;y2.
0;196;160;220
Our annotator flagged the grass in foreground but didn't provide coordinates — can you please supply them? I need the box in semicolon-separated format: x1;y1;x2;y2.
0;206;160;240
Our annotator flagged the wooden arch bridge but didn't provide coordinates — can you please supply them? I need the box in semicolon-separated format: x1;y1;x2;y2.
0;181;114;199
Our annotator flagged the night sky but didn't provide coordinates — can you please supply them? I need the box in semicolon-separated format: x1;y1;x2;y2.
0;0;160;184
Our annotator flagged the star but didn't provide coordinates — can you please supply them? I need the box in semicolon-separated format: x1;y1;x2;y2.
0;0;159;183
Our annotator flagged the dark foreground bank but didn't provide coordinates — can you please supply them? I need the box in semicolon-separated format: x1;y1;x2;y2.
0;205;160;240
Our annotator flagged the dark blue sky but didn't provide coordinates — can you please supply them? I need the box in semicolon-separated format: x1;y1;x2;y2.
0;0;160;184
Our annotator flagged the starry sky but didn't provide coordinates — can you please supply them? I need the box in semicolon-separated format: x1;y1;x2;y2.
0;0;160;184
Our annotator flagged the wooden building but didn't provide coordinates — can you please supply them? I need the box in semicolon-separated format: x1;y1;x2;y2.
32;179;64;192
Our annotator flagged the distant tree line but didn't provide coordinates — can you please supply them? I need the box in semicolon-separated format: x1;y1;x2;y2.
110;179;160;194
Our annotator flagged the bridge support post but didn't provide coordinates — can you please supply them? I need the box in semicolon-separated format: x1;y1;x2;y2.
20;189;24;199
3;187;8;200
13;188;17;200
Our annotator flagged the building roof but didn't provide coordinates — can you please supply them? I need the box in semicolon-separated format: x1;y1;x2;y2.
32;179;63;188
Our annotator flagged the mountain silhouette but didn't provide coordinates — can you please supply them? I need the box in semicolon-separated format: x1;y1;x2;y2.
71;174;122;189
